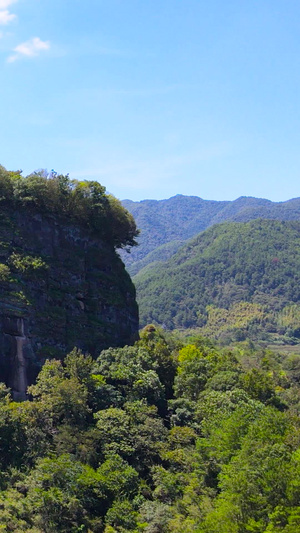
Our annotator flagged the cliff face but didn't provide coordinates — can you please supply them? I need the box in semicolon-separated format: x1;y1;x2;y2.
0;206;138;398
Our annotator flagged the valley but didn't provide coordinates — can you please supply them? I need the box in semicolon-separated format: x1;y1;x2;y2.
0;173;299;532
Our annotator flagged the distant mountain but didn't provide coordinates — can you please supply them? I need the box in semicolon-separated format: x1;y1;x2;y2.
120;195;300;275
134;219;300;344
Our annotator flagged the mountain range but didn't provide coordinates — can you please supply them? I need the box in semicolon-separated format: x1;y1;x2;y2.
133;217;300;344
121;195;300;276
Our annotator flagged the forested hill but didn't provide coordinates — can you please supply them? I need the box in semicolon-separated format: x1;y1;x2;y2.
1;326;300;531
135;219;300;344
121;195;300;275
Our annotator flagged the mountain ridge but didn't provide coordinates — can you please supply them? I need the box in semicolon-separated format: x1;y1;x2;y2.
120;195;300;275
134;218;300;344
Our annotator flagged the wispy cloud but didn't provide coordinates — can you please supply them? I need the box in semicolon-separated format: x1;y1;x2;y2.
0;0;17;25
0;9;15;25
7;36;50;62
1;2;51;63
0;1;17;7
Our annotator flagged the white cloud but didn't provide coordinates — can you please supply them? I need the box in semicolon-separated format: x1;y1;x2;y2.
0;1;17;7
0;9;16;24
1;2;51;64
0;0;18;11
0;0;17;26
8;37;50;62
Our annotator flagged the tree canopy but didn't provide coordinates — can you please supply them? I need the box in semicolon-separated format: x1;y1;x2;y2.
0;165;139;249
0;328;299;532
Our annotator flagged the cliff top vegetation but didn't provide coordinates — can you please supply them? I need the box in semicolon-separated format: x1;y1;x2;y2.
0;165;139;249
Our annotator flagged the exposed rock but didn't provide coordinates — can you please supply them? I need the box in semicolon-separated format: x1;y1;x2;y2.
0;206;138;397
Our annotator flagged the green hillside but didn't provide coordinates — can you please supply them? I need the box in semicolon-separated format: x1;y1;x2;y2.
0;326;300;532
121;195;300;275
0;170;299;531
134;219;300;343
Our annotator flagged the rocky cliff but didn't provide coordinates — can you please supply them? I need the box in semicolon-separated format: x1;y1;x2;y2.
0;205;138;399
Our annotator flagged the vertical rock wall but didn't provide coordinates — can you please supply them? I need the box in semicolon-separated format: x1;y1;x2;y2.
0;207;139;397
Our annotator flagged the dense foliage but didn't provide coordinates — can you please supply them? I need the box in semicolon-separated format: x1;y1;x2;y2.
1;167;300;531
0;326;299;532
0;165;138;249
135;220;300;343
121;195;300;275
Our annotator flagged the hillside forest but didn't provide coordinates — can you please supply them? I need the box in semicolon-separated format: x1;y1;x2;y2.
134;220;300;346
0;326;300;532
0;167;299;532
121;195;300;276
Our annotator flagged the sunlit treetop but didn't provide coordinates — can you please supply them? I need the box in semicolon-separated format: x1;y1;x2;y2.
0;165;139;249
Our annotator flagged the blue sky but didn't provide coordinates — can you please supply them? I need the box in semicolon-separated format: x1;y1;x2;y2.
1;0;300;201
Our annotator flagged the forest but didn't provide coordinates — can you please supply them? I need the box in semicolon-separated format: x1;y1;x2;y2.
134;220;300;345
121;195;300;276
0;168;299;532
0;325;299;532
2;0;300;530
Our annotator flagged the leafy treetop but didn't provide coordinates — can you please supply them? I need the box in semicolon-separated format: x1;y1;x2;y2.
0;165;139;249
